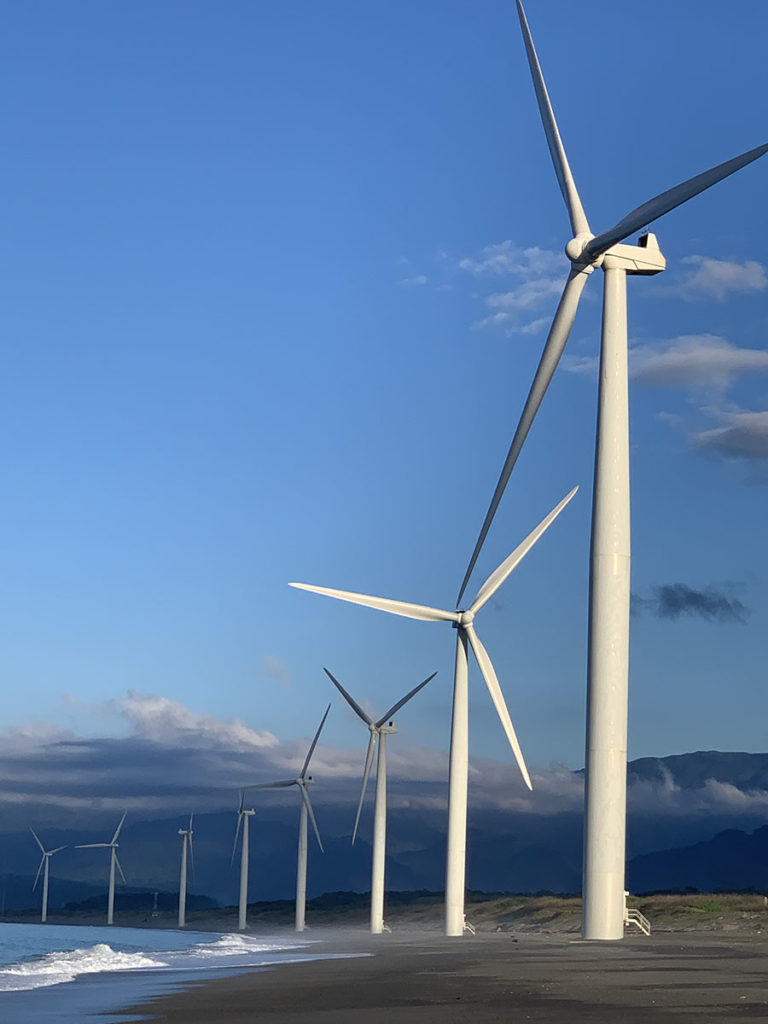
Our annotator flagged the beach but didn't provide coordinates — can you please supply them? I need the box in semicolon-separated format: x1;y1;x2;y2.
123;928;768;1023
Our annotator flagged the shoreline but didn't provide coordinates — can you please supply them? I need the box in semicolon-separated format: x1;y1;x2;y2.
119;927;768;1023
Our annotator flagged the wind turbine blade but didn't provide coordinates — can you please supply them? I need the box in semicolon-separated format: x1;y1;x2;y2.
300;703;331;779
189;833;195;881
242;779;297;791
290;582;457;624
352;732;377;845
114;853;126;884
456;268;589;606
33;855;45;890
49;846;67;856
29;827;45;854
111;811;127;845
323;668;374;725
75;843;110;849
516;0;590;237
188;813;194;832
300;786;324;853
376;671;437;727
469;486;578;615
584;141;768;260
231;813;243;867
465;624;532;791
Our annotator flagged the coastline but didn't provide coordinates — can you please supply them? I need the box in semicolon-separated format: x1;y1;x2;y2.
120;927;768;1023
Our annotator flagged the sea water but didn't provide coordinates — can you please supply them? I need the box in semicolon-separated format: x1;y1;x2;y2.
0;922;356;1023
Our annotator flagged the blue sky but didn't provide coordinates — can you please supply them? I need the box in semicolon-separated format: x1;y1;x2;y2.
1;0;767;800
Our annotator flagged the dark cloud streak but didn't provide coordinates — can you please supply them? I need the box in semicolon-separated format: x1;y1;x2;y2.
632;583;748;624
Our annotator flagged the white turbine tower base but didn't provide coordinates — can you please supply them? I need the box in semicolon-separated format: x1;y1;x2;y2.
30;829;66;924
324;668;436;934
454;1;768;942
76;813;127;925
242;705;330;933
292;486;577;936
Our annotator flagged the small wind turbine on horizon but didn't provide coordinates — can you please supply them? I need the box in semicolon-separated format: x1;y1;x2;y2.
454;1;768;942
30;828;66;924
231;796;255;930
241;705;330;933
292;486;577;936
177;814;194;928
324;668;435;935
76;812;127;926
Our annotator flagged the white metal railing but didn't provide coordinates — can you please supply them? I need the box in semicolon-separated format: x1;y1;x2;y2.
625;907;651;935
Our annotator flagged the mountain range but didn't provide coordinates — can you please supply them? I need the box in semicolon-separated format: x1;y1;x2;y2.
2;750;767;912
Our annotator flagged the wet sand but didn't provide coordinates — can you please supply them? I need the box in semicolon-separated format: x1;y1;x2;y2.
123;928;768;1022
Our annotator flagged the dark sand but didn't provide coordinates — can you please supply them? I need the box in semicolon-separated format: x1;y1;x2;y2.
123;929;768;1023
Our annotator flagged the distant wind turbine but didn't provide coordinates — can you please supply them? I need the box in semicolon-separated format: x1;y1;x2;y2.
324;668;435;934
30;828;66;923
292;486;577;936
177;815;194;928
242;705;330;933
454;1;768;942
232;796;255;930
76;812;127;925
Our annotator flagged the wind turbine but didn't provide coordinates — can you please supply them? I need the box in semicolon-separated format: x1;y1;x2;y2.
324;668;436;934
177;815;194;928
76;812;127;925
232;796;255;930
30;828;66;923
241;705;330;933
292;486;577;936
455;1;768;941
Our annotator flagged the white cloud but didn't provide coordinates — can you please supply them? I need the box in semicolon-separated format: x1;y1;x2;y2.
460;240;564;335
109;689;280;751
629;334;768;389
694;410;768;461
674;255;768;301
563;334;768;391
398;274;428;288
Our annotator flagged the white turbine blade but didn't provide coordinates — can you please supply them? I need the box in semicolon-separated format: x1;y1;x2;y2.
376;671;437;727
352;732;376;845
189;833;196;881
231;813;243;866
584;141;768;261
188;813;194;832
469;486;578;616
456;269;589;606
33;854;45;890
516;1;590;236
465;624;532;791
290;582;457;624
300;703;331;779
48;846;67;856
111;811;127;845
29;827;45;854
323;668;373;726
243;779;297;791
114;852;126;884
300;786;324;853
75;843;109;849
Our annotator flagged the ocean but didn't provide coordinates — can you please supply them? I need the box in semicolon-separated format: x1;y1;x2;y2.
0;921;358;1023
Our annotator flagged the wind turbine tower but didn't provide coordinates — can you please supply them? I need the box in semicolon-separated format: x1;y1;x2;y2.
242;705;330;933
324;668;435;934
30;828;66;923
232;798;255;930
177;815;194;928
292;487;577;936
76;812;127;925
456;1;768;941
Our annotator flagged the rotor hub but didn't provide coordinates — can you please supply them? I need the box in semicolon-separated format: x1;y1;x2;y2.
457;610;474;627
565;232;601;268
